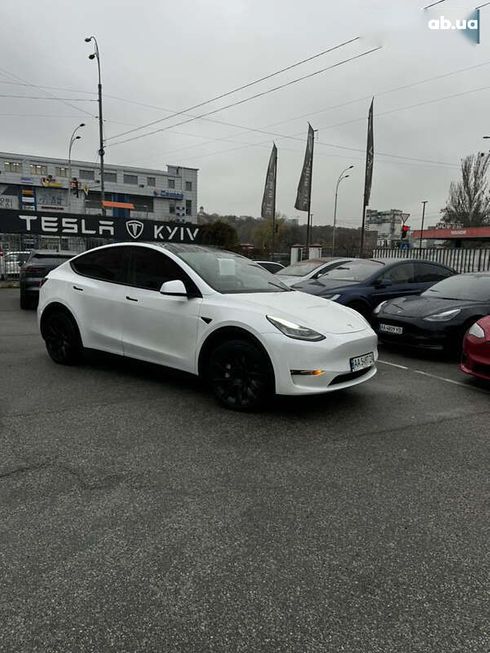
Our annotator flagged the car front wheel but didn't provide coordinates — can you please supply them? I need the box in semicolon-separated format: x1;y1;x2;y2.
43;310;83;365
207;339;273;411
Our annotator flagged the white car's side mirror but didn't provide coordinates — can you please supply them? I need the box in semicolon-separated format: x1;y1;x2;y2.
159;279;187;297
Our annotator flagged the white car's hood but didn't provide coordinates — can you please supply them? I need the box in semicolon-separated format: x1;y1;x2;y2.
234;291;368;334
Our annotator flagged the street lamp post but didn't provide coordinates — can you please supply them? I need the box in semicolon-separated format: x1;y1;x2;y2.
332;165;353;255
68;123;85;212
85;36;105;215
419;200;428;252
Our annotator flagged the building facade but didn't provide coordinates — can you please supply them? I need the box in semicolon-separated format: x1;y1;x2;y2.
366;209;409;247
0;152;198;223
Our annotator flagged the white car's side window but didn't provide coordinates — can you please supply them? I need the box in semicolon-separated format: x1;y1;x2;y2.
129;247;198;295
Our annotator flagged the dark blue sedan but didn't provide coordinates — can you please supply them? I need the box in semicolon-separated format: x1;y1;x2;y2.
292;258;456;319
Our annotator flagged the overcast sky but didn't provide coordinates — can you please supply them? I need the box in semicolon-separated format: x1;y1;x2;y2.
1;0;489;229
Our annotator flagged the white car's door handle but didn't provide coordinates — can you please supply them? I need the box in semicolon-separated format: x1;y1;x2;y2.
126;296;138;302
73;285;84;292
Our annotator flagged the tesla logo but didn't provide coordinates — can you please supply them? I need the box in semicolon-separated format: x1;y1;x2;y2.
126;220;144;239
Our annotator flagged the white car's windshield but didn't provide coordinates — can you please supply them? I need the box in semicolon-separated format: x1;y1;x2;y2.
168;245;291;294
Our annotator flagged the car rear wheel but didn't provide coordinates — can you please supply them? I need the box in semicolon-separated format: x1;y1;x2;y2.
43;310;83;365
207;339;273;411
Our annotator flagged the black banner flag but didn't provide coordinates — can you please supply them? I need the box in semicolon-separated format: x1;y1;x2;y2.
261;143;277;220
363;98;374;207
294;124;315;212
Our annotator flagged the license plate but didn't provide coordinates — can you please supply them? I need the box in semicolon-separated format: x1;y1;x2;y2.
350;352;375;372
379;323;403;335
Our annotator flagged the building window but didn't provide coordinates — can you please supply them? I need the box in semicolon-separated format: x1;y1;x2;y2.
79;169;95;181
30;164;48;176
127;195;154;213
169;202;175;214
104;171;117;183
4;161;21;173
168;178;175;189
55;166;69;177
186;200;192;216
185;181;192;191
147;176;156;187
123;173;138;185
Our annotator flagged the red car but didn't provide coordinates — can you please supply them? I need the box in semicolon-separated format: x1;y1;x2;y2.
461;316;490;382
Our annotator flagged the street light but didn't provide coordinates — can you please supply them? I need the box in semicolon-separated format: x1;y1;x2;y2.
332;165;353;255
85;35;105;215
68;123;85;212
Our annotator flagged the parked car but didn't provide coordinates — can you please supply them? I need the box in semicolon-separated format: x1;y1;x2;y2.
293;258;456;319
276;257;353;287
1;251;31;279
255;260;285;274
373;273;490;353
20;250;77;309
461;315;490;382
38;243;378;410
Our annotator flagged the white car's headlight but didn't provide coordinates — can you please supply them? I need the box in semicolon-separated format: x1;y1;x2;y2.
424;309;462;322
468;322;485;338
266;315;325;341
323;293;341;301
373;300;388;315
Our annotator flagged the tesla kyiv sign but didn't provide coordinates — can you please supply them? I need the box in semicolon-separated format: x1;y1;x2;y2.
0;209;200;243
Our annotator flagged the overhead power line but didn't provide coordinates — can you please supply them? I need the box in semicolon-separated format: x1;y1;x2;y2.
107;57;485;163
310;83;490;133
422;0;447;9
106;46;382;148
0;94;96;101
105;36;360;143
0;66;97;119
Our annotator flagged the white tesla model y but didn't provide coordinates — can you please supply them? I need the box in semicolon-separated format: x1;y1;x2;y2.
38;243;378;410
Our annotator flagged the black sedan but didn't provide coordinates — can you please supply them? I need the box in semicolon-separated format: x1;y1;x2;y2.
293;258;456;319
20;250;77;309
373;272;490;352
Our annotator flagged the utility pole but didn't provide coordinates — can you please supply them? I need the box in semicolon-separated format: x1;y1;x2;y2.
332;165;353;255
67;123;85;213
419;201;428;252
85;36;105;215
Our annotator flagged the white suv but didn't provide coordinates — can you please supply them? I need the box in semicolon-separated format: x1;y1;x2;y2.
38;243;377;410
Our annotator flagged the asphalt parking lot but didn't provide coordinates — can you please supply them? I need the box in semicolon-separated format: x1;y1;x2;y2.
0;288;488;653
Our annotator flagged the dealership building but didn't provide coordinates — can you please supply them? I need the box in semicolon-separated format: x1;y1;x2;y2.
0;152;198;223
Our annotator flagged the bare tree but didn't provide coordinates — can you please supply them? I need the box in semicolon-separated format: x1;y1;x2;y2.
442;153;490;227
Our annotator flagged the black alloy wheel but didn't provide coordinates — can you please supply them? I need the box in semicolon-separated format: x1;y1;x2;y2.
43;311;83;365
208;339;273;411
20;291;35;310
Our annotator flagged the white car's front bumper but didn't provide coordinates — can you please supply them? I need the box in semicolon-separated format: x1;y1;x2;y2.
262;329;378;395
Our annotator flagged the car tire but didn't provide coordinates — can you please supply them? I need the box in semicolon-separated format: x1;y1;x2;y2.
43;310;83;365
207;339;273;411
20;292;34;310
444;319;482;358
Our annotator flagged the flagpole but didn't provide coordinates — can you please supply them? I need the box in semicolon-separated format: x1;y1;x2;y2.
360;98;374;258
271;151;277;261
305;130;316;259
359;198;367;256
